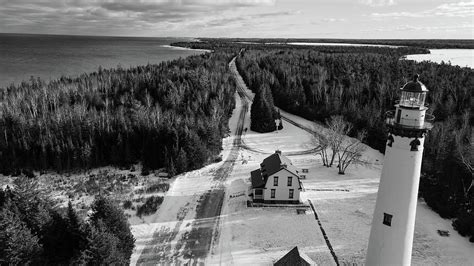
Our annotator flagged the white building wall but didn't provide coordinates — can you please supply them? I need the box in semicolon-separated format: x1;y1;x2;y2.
366;135;425;266
262;168;301;202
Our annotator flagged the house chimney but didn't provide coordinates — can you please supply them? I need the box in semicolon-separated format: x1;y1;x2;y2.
275;150;281;154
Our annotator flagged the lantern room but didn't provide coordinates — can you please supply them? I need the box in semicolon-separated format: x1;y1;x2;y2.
398;74;428;109
385;74;434;131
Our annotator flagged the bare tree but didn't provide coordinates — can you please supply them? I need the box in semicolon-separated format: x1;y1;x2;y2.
326;115;353;167
315;133;330;167
314;115;366;174
337;130;367;174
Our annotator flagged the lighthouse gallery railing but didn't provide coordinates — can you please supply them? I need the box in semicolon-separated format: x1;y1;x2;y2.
385;110;435;130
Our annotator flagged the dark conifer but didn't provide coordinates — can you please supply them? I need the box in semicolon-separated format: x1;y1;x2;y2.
89;196;135;263
250;84;277;133
0;208;42;265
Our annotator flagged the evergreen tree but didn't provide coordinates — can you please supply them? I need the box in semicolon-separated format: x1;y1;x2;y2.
0;208;42;265
74;222;126;265
42;211;76;264
89;196;135;263
176;148;188;174
250;84;277;133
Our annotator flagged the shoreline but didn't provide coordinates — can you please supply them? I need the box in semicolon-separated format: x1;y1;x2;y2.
403;48;473;69
162;44;212;53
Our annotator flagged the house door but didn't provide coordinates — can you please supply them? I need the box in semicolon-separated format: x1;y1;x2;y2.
396;109;402;123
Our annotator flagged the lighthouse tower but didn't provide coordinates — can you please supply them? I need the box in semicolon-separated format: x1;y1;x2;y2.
366;74;434;266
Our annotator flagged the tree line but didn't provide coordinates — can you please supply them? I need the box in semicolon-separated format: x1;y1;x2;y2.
234;46;473;241
195;38;474;49
0;178;135;264
0;51;237;175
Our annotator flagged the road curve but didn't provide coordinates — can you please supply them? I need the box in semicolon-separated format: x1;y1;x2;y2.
136;54;324;264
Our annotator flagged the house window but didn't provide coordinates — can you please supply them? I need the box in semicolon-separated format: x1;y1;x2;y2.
287;177;292;186
383;213;393;226
271;189;276;198
274;176;278;186
289;189;294;199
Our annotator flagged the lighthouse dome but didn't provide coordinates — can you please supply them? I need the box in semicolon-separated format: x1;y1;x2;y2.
401;74;428;92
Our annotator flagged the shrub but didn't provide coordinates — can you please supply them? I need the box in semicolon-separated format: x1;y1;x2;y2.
452;212;474;241
141;168;150;176
122;200;133;209
145;183;170;193
136;196;164;217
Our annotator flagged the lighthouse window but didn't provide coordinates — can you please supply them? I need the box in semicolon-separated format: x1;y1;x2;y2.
383;213;393;226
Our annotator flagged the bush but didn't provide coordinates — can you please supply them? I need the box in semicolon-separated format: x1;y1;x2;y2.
453;212;474;240
141;168;150;176
136;196;164;217
145;183;170;193
122;200;133;209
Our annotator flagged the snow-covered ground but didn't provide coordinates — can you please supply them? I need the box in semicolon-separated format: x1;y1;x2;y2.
2;56;472;265
206;82;474;265
130;88;245;264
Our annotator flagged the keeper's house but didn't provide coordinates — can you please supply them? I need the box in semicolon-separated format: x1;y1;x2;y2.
250;150;302;204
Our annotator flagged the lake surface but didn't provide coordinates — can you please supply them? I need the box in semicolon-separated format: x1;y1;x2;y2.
0;34;206;88
404;49;473;69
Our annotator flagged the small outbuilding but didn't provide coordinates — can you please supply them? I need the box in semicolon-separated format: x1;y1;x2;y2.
274;246;316;266
250;150;303;204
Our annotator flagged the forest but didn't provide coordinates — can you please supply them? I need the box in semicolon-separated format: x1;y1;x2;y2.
196;38;474;49
0;38;472;242
0;51;237;175
0;178;135;264
233;45;473;241
174;39;473;240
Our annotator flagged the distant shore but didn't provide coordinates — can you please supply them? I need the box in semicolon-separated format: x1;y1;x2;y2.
163;44;211;53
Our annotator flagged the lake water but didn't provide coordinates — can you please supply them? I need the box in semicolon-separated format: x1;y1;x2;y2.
0;34;207;88
404;49;473;69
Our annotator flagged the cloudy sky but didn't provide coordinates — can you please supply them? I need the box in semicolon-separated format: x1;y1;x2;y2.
0;0;472;38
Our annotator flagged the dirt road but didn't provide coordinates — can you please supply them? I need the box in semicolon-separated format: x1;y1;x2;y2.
179;57;250;262
135;57;249;265
135;55;322;265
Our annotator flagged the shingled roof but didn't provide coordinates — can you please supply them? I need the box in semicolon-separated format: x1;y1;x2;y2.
261;151;299;177
251;169;265;188
274;246;315;266
251;151;300;189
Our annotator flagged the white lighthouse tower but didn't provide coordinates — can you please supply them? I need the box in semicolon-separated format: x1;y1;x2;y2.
366;74;434;266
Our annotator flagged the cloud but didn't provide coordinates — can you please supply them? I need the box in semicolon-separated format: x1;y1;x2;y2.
361;23;474;33
371;1;474;18
321;18;346;22
0;0;279;35
200;10;298;27
359;0;395;7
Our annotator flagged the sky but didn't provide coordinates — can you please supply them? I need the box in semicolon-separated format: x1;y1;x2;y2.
0;0;472;39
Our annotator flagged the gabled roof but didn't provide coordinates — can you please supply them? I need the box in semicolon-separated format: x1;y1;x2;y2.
261;152;299;177
274;247;314;266
251;169;265;188
251;151;301;190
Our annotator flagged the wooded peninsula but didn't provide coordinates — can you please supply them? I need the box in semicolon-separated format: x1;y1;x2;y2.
0;39;473;243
